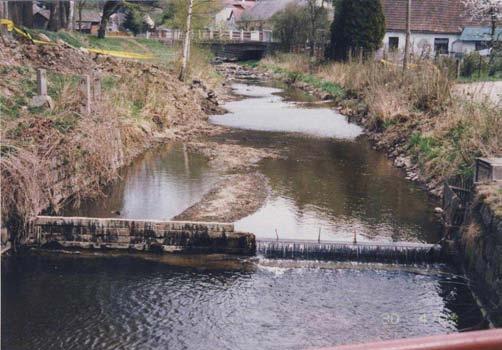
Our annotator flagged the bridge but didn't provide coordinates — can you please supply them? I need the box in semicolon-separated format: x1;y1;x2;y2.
151;28;278;61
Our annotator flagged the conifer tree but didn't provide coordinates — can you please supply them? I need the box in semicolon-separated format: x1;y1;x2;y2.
330;0;385;60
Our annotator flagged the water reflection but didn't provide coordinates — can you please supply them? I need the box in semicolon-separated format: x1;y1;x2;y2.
63;144;220;220
210;84;362;139
209;82;440;242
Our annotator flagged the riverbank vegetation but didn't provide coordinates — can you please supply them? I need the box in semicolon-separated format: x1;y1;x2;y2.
0;35;219;240
261;53;501;193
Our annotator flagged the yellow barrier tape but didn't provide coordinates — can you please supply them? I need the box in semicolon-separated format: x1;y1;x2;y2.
380;59;418;69
0;18;14;31
1;18;153;60
87;48;153;60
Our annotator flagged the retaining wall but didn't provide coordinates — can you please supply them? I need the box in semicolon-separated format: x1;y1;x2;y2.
460;198;502;325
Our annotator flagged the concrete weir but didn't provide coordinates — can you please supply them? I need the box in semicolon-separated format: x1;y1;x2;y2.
257;239;446;264
29;216;445;263
31;216;256;255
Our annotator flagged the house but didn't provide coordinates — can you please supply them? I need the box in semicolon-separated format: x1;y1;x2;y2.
238;0;333;30
74;10;127;35
455;26;502;53
214;0;257;29
32;4;49;29
75;9;101;35
380;0;500;56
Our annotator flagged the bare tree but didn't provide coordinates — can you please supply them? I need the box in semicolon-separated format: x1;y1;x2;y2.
98;1;122;38
403;0;411;70
179;0;193;81
76;0;87;31
463;0;502;73
305;0;328;57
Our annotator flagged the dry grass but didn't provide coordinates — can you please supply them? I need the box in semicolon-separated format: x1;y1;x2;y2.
477;184;502;217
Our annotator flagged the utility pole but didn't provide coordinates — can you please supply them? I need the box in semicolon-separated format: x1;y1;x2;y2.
403;0;411;71
179;0;194;81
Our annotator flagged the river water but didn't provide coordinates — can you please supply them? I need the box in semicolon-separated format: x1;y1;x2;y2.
1;82;484;349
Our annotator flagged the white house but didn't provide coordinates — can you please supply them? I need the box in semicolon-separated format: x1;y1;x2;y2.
380;0;499;57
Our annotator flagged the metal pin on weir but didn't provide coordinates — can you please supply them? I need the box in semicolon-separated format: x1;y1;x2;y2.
318;227;321;243
353;230;357;244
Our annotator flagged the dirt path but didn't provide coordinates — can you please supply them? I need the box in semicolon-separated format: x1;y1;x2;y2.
454;81;502;105
173;173;269;223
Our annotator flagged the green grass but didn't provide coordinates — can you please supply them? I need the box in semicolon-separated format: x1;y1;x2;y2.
240;60;259;68
408;132;440;160
264;64;346;99
24;30;175;66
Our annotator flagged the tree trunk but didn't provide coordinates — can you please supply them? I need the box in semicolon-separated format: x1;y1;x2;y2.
48;1;60;31
488;9;496;76
78;6;82;31
69;1;75;30
403;0;411;71
179;0;194;81
7;1;33;27
98;1;121;39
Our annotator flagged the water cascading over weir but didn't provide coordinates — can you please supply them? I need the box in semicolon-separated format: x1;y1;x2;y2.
26;216;447;264
256;239;445;264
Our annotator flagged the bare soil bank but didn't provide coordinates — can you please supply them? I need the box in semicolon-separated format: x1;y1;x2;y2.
173;173;269;223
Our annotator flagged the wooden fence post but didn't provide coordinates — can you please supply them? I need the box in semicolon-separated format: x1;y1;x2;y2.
37;68;48;96
81;74;91;114
30;68;54;109
93;73;101;103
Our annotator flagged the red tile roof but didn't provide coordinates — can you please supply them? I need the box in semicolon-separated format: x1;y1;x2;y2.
381;0;474;34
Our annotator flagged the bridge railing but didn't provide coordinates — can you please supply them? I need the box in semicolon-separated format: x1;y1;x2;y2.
150;28;274;43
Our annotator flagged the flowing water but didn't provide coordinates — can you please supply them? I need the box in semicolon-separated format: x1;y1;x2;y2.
1;254;483;350
2;82;485;349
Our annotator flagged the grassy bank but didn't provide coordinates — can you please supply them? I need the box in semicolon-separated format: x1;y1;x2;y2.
0;35;219;241
261;53;501;194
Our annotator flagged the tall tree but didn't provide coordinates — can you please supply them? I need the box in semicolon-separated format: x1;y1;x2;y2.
403;0;411;70
305;0;329;57
76;0;87;31
329;0;385;60
162;0;220;30
271;4;308;52
98;0;122;38
7;1;33;27
179;0;193;81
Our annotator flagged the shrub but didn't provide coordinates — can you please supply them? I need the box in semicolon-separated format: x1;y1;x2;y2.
461;52;488;78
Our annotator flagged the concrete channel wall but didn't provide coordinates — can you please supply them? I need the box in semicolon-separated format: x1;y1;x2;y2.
31;216;256;255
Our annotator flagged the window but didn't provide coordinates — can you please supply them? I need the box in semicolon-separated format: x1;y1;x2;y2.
434;38;449;54
475;41;489;51
389;37;399;51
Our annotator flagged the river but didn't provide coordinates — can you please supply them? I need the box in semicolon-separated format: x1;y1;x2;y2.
1;82;484;350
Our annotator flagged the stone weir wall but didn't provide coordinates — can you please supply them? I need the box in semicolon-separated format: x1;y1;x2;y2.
30;216;256;255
